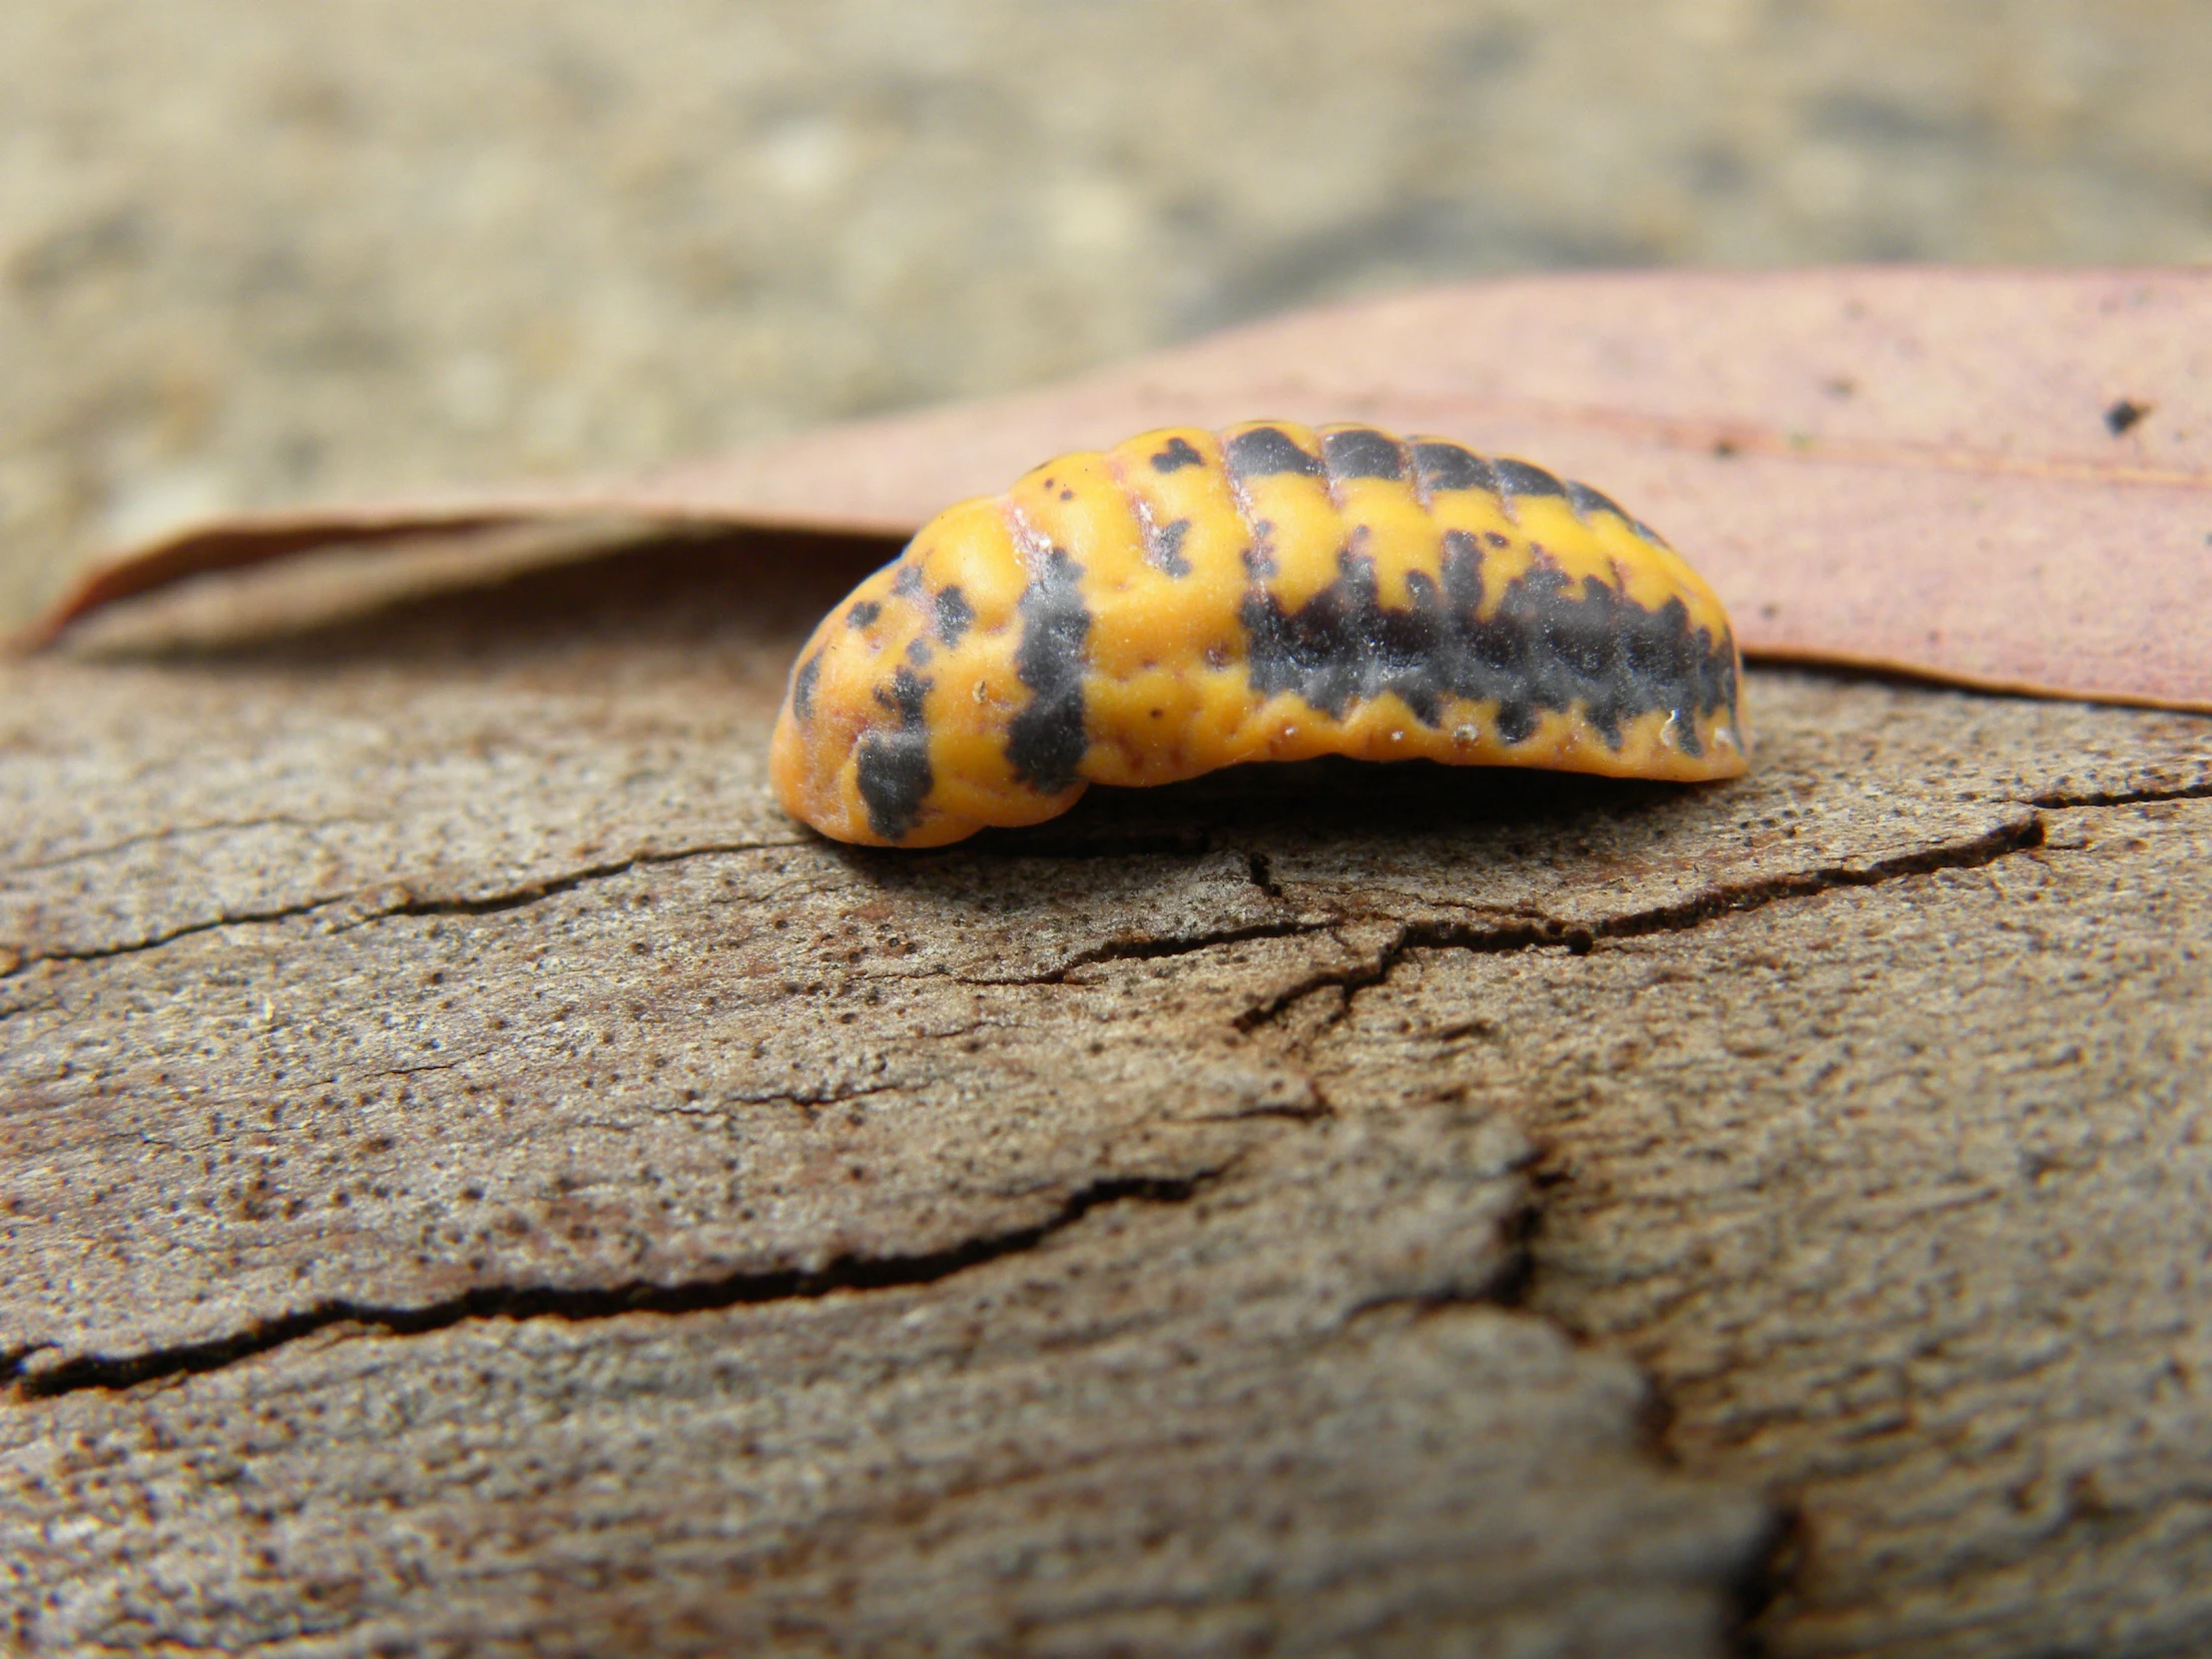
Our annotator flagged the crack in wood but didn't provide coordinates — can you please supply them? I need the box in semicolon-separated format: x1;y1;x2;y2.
701;1080;906;1111
2023;779;2212;810
3;1171;1220;1401
1243;849;1285;898
11;779;2186;989
1;891;364;977
358;837;807;921
1236;814;2049;1031
0;813;372;877
955;918;1339;986
1179;1097;1337;1125
0;835;805;978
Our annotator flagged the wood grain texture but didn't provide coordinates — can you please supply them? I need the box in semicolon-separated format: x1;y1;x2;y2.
4;537;2209;1654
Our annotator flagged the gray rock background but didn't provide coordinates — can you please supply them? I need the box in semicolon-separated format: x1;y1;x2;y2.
3;0;2208;629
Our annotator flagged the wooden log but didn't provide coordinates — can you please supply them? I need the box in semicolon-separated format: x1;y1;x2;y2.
3;535;2207;1655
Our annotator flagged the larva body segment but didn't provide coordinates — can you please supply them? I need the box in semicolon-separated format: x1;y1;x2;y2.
771;422;1747;847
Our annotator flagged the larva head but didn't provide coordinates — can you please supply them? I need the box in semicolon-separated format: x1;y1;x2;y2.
772;422;1749;847
770;494;1088;847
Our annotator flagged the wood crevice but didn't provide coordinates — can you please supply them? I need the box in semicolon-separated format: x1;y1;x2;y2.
2021;778;2212;810
0;834;807;979
0;812;373;877
953;918;1340;986
2;1170;1221;1402
1237;813;2049;1031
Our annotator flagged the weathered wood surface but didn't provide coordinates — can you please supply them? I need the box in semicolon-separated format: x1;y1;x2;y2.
3;537;2209;1656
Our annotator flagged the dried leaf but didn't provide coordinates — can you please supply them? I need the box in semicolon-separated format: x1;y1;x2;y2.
27;269;2212;712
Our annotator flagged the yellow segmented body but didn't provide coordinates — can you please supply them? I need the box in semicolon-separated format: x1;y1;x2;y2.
772;421;1748;847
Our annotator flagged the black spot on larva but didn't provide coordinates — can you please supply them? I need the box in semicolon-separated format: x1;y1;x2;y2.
905;637;933;667
1322;427;1405;481
1004;548;1092;794
792;651;823;723
1411;441;1495;497
2105;398;2151;436
1491;458;1567;499
1152;436;1205;473
1238;534;1734;758
847;600;881;630
933;584;974;646
890;564;925;601
1146;516;1193;577
854;666;934;841
1226;426;1324;480
1241;544;1277;580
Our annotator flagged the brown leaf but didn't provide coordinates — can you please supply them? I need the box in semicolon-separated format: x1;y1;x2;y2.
26;269;2212;713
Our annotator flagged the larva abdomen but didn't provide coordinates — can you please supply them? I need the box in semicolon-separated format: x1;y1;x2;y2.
772;421;1747;847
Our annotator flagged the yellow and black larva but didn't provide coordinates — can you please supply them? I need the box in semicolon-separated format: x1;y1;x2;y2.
771;421;1747;846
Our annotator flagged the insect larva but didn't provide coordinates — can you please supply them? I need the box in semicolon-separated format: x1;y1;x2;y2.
771;421;1747;846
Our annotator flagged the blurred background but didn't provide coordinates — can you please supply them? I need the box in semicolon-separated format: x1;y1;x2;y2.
3;0;2207;629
